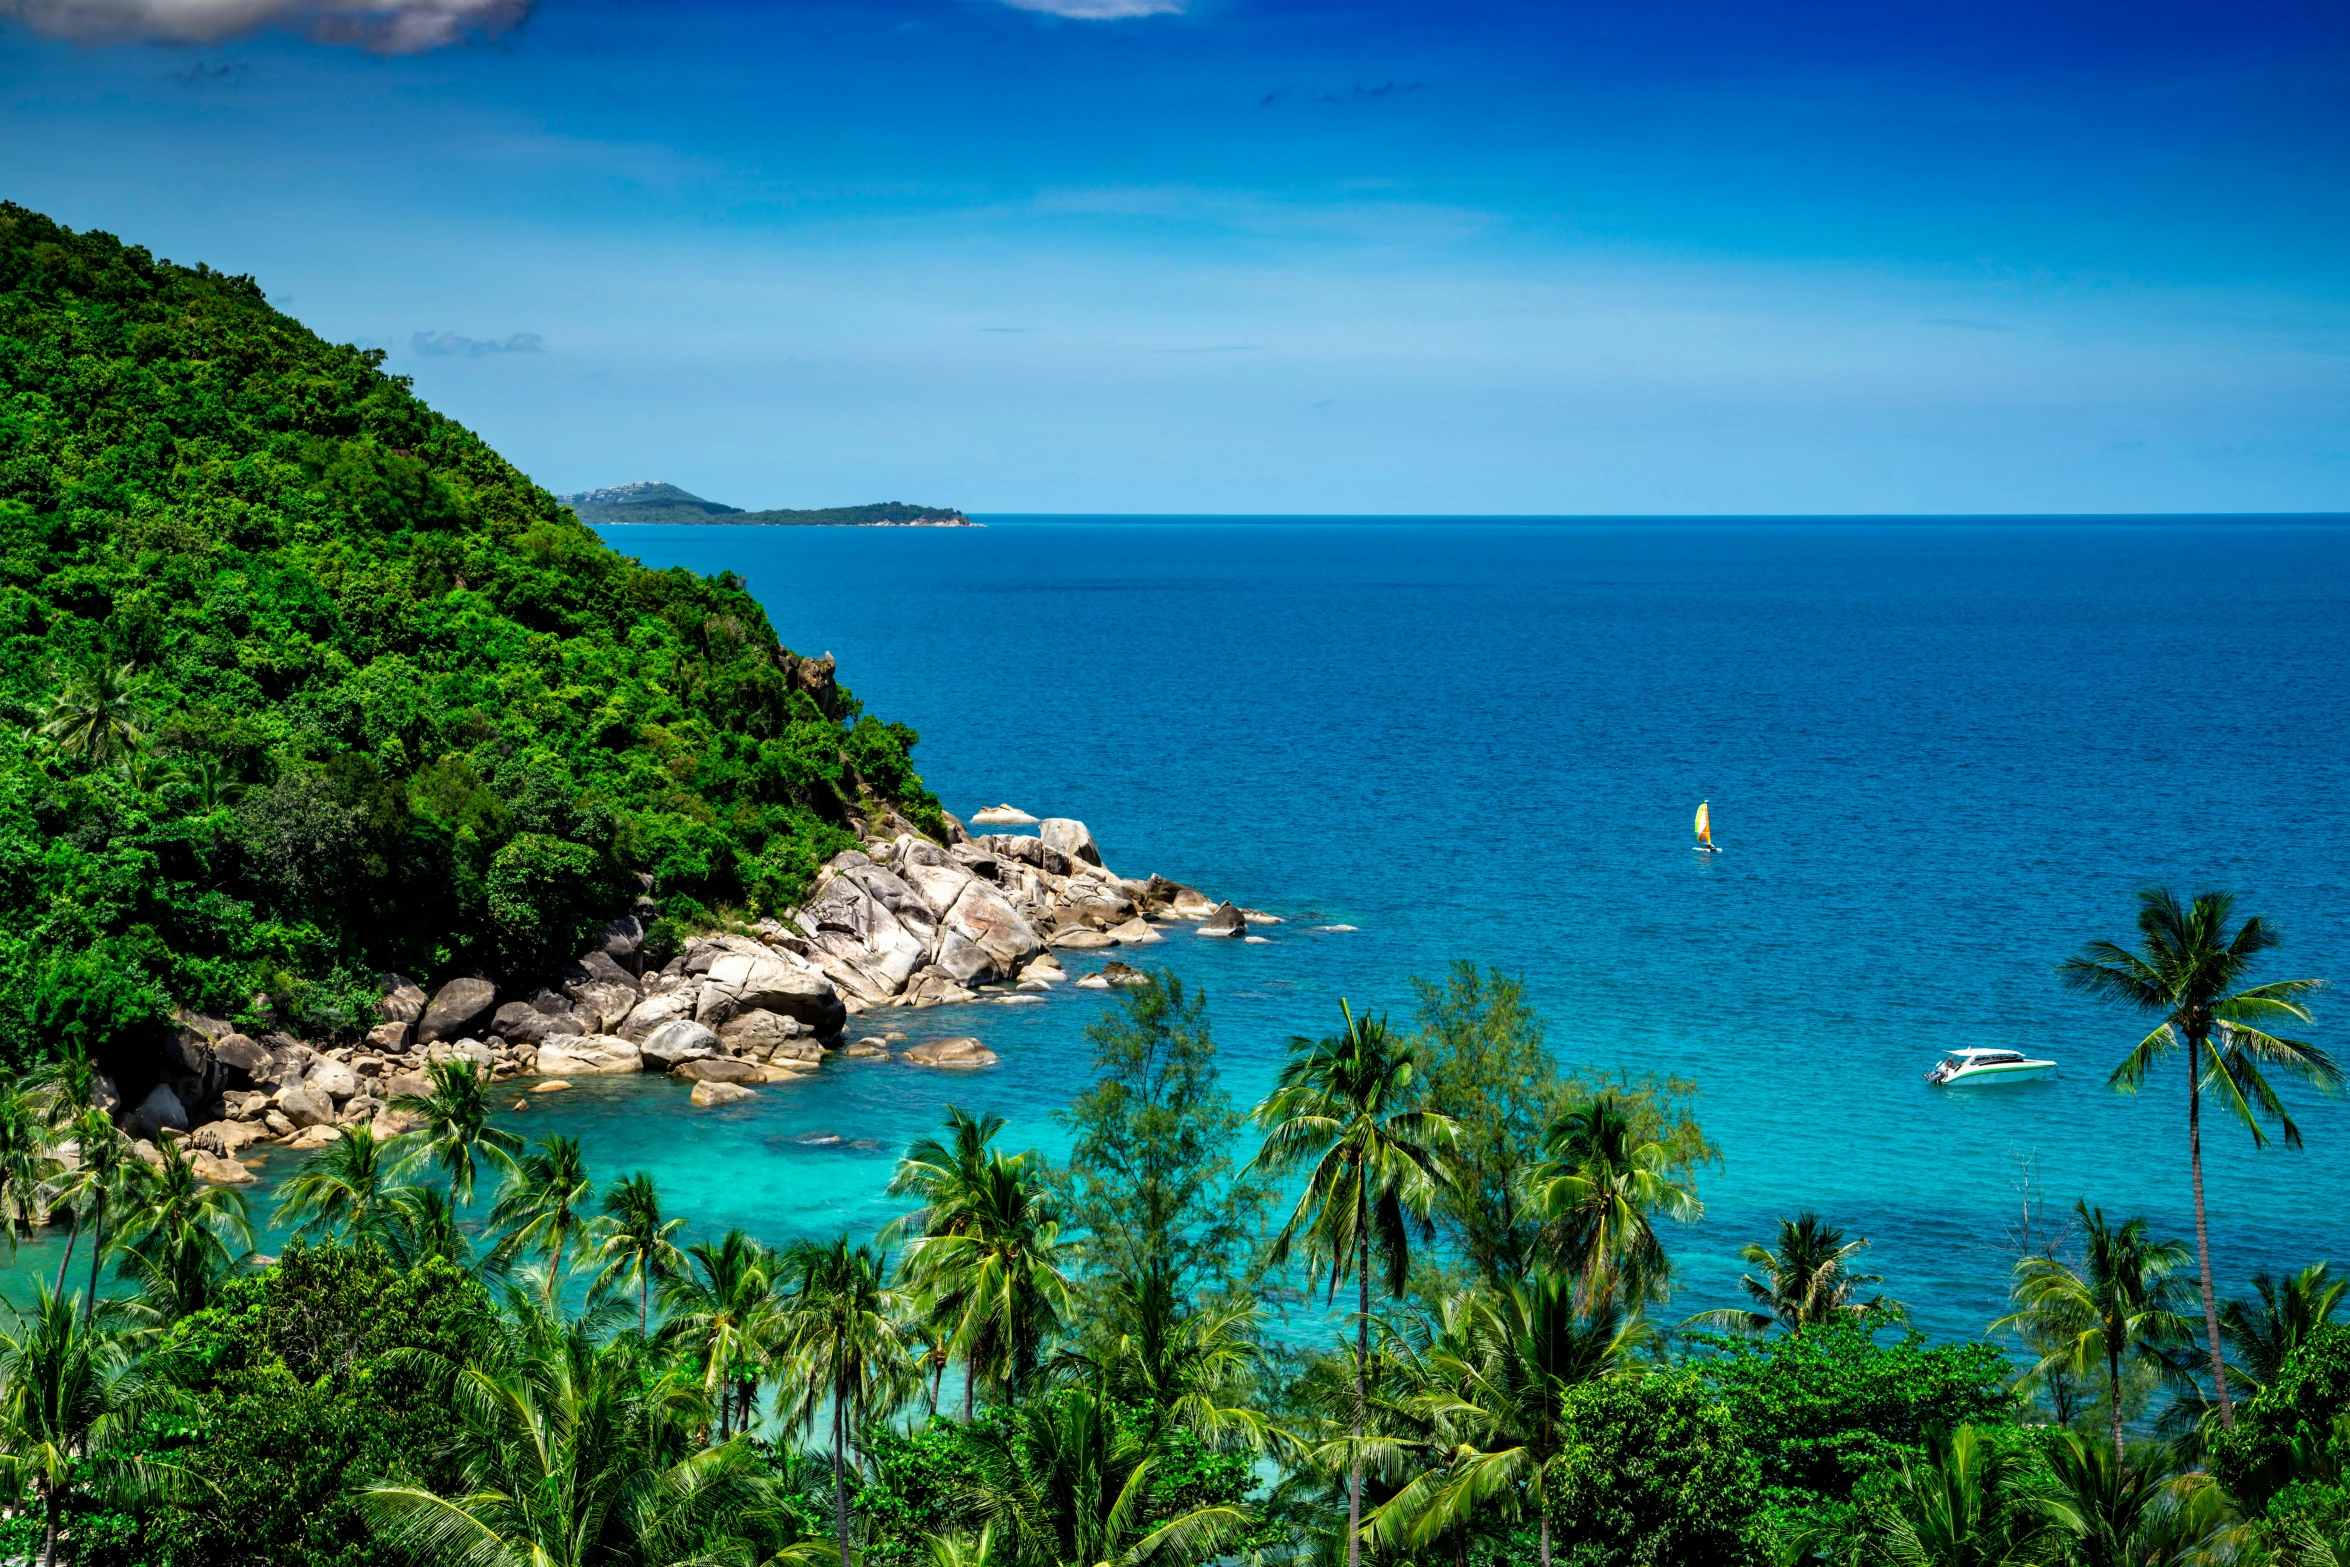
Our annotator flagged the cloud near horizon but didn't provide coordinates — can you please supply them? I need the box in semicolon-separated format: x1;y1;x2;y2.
0;0;527;50
998;0;1181;19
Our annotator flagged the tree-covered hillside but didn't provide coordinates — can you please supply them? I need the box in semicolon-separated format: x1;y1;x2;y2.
0;203;944;1073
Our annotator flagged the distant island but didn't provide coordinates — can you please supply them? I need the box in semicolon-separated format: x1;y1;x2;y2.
558;480;975;527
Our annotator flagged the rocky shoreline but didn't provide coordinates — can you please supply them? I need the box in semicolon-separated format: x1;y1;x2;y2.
130;814;1268;1184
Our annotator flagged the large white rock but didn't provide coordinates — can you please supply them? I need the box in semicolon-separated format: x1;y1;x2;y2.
274;1082;335;1128
944;878;1043;973
698;953;844;1032
901;1036;998;1069
305;1059;359;1101
689;1079;758;1107
534;1036;644;1076
619;987;700;1043
638;1020;721;1071
1039;818;1104;867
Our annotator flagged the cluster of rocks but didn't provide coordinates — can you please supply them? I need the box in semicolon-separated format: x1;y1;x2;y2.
126;816;1251;1181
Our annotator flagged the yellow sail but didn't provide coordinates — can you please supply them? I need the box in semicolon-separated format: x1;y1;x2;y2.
1694;801;1712;845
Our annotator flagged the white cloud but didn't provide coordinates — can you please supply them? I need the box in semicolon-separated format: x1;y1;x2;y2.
0;0;527;51
997;0;1180;19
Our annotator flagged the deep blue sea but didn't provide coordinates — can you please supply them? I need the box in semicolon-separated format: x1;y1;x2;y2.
38;519;2350;1343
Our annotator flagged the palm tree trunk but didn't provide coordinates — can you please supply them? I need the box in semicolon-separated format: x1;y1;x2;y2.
42;1486;60;1567
2107;1344;2124;1461
549;1228;565;1305
833;1384;853;1565
1539;1509;1552;1567
1349;1179;1367;1567
53;1210;77;1296
86;1206;104;1305
2187;1050;2235;1428
640;1270;649;1337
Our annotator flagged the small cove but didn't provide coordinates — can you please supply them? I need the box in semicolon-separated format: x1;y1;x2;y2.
17;517;2349;1344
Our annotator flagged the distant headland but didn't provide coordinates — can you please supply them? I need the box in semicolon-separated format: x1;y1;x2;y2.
559;480;975;527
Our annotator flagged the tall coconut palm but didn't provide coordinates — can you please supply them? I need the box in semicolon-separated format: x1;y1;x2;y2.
38;658;150;766
591;1172;687;1335
778;1235;918;1563
0;1285;160;1567
108;1140;254;1323
487;1136;596;1303
1066;1265;1274;1453
1377;1276;1650;1567
1688;1212;1888;1335
1247;1000;1457;1567
1525;1093;1701;1311
884;1106;1008;1247
392;1057;522;1207
897;1144;1075;1420
2062;888;2337;1428
1995;1202;2193;1461
48;1110;134;1306
660;1230;783;1441
275;1123;409;1245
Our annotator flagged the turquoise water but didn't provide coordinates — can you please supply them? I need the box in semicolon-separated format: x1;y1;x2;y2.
29;519;2350;1342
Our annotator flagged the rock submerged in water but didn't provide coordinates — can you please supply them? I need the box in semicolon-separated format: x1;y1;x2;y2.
1196;902;1248;938
901;1036;997;1069
689;1079;759;1107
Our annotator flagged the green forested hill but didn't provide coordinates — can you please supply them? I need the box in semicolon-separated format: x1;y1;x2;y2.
0;203;944;1067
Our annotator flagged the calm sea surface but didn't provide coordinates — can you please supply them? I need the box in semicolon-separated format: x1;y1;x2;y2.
34;519;2350;1341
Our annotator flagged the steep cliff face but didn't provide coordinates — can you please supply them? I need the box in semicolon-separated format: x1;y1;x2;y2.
0;202;943;1078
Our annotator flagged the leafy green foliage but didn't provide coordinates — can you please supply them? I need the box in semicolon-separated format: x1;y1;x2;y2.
128;1242;496;1567
1695;1319;2016;1545
2212;1321;2350;1530
1548;1371;1766;1566
0;202;943;1071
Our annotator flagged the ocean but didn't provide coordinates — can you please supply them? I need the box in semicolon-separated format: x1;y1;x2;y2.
30;518;2350;1343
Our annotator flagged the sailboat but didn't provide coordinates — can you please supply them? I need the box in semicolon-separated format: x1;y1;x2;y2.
1693;800;1722;854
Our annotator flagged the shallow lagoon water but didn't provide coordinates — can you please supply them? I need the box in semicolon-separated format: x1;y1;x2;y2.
24;518;2350;1342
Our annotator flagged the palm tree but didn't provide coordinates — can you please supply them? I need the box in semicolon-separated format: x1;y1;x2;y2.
361;1308;817;1567
1994;1202;2193;1461
48;1110;134;1306
108;1140;254;1323
0;1074;58;1253
0;1285;160;1567
2224;1262;2347;1396
382;1185;477;1273
590;1172;687;1335
1525;1092;1702;1311
778;1235;918;1562
2031;1430;2227;1567
1377;1275;1649;1567
1066;1265;1274;1453
660;1229;783;1440
392;1057;522;1207
896;1142;1075;1419
885;1105;1008;1246
1247;1000;1457;1567
1863;1424;2043;1567
1689;1212;1888;1335
486;1136;596;1302
274;1123;409;1245
2062;887;2337;1428
953;1379;1244;1567
38;657;150;766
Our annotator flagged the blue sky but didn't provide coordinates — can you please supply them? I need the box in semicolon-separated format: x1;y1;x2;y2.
4;0;2347;513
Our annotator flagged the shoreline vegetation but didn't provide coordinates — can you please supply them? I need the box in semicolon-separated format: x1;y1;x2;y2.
559;482;976;528
4;209;2347;1567
0;935;2342;1567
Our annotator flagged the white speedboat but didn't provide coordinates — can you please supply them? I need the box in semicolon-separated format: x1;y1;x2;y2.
1926;1048;2057;1086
